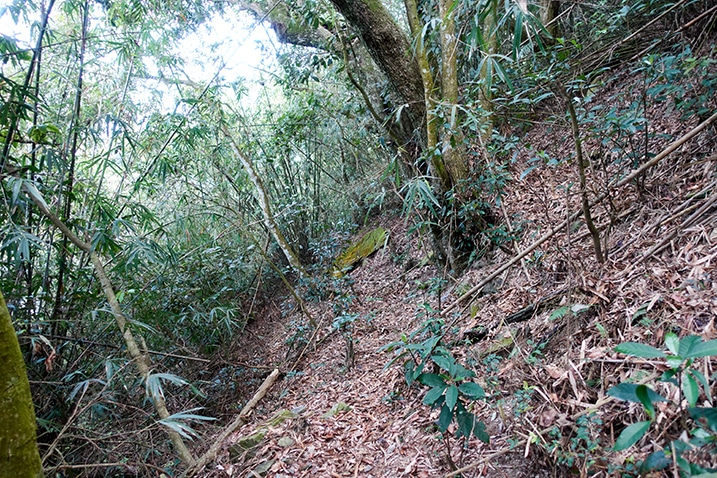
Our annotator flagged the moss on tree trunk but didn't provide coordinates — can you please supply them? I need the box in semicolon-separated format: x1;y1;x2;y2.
0;291;43;478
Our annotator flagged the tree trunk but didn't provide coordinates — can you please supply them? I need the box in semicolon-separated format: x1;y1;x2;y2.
0;291;44;478
403;0;448;189
438;0;468;186
542;0;560;41
329;0;426;149
480;0;499;140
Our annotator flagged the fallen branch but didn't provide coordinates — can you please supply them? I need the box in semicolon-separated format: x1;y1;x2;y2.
629;189;717;268
180;368;280;478
443;110;717;315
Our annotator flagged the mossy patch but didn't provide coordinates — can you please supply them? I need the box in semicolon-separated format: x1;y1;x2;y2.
332;227;388;278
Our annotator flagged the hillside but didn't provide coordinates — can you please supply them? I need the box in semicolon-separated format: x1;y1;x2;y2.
185;55;717;477
2;2;717;477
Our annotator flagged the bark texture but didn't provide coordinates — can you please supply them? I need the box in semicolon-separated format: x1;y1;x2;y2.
438;0;468;186
329;0;426;147
0;291;43;478
404;0;447;187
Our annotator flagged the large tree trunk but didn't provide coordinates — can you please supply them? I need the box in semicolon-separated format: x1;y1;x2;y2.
329;0;426;149
0;291;44;478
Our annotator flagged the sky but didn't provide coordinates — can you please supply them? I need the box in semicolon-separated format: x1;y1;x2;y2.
0;1;279;110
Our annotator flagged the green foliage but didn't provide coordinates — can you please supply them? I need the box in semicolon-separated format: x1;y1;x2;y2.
158;407;216;440
608;333;717;475
548;413;604;471
382;311;489;445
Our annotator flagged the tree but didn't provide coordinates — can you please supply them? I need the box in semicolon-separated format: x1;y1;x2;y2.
0;291;43;478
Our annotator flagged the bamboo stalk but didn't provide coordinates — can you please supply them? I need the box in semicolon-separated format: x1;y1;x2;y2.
24;185;196;466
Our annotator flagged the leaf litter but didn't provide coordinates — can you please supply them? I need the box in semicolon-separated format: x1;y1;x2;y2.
197;58;717;478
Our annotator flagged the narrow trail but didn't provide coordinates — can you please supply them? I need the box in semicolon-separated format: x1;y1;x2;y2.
198;73;717;476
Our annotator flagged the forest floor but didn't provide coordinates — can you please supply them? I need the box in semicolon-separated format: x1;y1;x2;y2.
195;70;717;477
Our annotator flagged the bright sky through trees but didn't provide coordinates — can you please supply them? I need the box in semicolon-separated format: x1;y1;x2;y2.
0;2;279;111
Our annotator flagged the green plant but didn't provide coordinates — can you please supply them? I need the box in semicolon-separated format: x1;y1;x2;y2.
523;338;546;365
548;413;604;471
332;312;360;370
608;333;717;475
381;317;490;459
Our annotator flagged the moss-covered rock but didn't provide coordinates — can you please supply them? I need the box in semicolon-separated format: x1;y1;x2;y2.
227;408;301;459
332;227;388;278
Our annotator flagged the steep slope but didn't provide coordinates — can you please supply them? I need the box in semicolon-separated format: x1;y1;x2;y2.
195;45;717;478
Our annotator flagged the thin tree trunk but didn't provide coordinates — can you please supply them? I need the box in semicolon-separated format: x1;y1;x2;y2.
480;0;499;139
0;0;56;170
23;187;196;466
561;87;604;263
51;0;89;329
220;123;307;278
0;291;44;478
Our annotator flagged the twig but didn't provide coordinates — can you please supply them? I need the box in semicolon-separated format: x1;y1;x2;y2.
632;190;717;265
442;111;717;315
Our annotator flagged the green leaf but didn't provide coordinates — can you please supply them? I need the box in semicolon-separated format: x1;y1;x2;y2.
459;382;486;399
689;407;717;432
452;363;475;380
445;385;459;411
456;409;476;438
685;339;717;358
23;181;49;210
404;359;416;386
614;342;666;358
666;356;684;369
613;421;651;451
640;450;671;473
431;354;454;375
636;385;655;420
146;372;189;401
690;368;711;403
683;372;700;408
424;385;446;406
677;335;702;357
438;404;452;433
473;420;490;443
607;383;667;403
417;373;446;388
158;407;216;440
661;368;679;385
549;305;570;320
665;333;679;355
